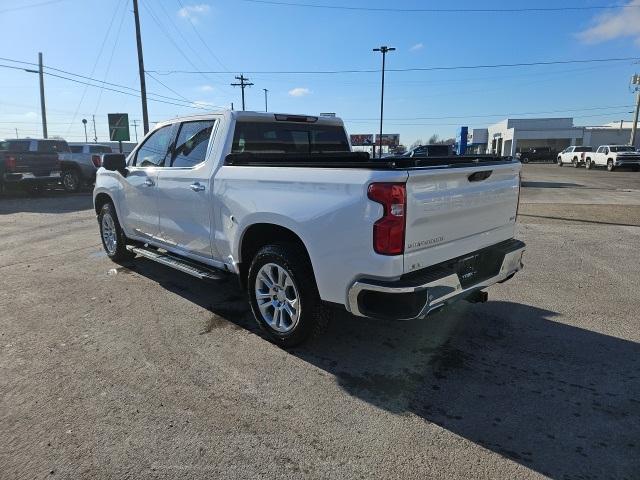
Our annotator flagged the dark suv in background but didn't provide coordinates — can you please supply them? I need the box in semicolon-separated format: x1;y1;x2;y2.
516;147;557;163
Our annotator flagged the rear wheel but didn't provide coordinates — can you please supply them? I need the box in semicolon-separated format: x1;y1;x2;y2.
98;202;134;262
585;158;593;170
248;243;329;347
61;169;81;193
607;159;615;172
522;157;529;164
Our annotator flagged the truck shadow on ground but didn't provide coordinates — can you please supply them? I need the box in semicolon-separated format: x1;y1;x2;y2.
125;258;640;480
0;190;93;214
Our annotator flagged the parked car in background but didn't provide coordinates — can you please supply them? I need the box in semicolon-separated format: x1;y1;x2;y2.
585;145;640;171
516;147;556;163
0;139;63;194
94;110;525;346
557;146;593;168
62;143;113;192
402;144;452;157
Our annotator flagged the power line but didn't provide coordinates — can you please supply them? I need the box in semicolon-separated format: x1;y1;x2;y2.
175;0;229;72
0;0;67;14
345;105;636;121
240;0;640;13
147;56;640;75
0;63;210;110
0;56;217;107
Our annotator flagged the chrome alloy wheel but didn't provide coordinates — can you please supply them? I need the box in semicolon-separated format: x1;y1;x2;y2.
101;213;117;255
254;262;301;333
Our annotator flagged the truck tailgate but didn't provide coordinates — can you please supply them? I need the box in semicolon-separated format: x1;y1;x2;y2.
14;154;59;175
403;162;520;274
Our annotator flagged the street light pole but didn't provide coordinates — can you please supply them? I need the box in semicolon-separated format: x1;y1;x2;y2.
82;119;88;143
631;74;640;147
263;88;268;112
373;46;394;159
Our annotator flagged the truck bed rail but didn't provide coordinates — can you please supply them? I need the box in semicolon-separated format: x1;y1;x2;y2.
224;152;516;170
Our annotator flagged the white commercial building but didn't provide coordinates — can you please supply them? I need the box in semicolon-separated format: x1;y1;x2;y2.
472;118;638;156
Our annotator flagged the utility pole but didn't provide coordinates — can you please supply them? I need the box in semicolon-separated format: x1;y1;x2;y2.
82;119;88;143
631;74;640;147
373;46;395;158
38;52;48;139
263;88;268;112
132;0;149;134
231;74;253;111
131;119;139;142
15;128;19;139
92;115;97;142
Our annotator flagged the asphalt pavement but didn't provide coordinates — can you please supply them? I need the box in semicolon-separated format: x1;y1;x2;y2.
1;165;639;479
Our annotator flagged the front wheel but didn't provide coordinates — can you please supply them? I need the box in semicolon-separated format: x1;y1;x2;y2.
61;169;81;193
607;160;615;172
98;202;134;262
586;159;593;170
248;243;329;347
572;157;579;168
557;158;563;167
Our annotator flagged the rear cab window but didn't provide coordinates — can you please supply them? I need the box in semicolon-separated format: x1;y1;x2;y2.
1;140;30;152
37;140;70;153
232;120;349;154
89;146;112;154
70;145;83;153
574;147;592;152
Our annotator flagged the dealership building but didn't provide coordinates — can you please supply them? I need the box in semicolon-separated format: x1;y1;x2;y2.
465;118;638;156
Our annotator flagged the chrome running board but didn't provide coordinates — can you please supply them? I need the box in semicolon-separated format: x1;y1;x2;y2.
126;245;227;281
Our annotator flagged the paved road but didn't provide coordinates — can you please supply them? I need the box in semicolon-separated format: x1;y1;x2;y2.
1;166;639;479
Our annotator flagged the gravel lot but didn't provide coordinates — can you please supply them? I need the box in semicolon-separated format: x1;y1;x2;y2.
1;164;639;479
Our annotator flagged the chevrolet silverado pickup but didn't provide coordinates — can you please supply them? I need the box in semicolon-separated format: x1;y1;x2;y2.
585;145;640;171
63;143;113;192
93;111;525;346
0;138;64;194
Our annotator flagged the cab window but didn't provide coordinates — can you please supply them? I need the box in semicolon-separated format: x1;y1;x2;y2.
171;120;215;168
134;125;174;167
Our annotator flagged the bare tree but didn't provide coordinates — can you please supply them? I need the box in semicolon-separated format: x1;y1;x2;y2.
427;134;439;144
410;139;423;150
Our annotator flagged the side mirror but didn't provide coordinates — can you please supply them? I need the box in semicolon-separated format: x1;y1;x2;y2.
102;153;127;174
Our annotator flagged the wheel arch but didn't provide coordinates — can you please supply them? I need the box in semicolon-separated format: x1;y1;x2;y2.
238;223;314;290
94;192;113;215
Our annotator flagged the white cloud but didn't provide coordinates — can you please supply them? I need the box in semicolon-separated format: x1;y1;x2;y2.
198;84;214;92
409;42;424;52
578;0;640;44
288;87;310;97
178;3;210;22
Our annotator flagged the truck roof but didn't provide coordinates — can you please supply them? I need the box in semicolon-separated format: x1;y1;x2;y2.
154;110;345;129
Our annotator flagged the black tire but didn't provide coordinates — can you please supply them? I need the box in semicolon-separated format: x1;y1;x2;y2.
61;169;81;193
98;202;135;262
572;157;579;168
522;157;529;164
585;158;593;170
557;158;563;167
247;243;329;347
607;159;615;172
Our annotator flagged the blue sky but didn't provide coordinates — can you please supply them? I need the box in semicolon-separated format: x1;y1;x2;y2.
1;0;639;146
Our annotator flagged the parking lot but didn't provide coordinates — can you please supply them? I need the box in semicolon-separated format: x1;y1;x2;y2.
1;164;639;479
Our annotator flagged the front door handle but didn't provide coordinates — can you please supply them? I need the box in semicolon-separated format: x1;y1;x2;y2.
190;182;205;192
144;178;155;187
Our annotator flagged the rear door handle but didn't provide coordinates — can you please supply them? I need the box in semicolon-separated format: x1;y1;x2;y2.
190;182;205;192
144;178;155;187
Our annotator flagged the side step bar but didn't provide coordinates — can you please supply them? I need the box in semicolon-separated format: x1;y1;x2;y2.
126;245;227;281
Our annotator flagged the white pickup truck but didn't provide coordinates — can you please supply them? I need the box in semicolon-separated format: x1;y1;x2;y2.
93;111;525;346
585;145;640;171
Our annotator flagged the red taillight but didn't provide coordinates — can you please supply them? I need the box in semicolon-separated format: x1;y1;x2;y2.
91;154;102;168
367;182;406;255
6;155;16;171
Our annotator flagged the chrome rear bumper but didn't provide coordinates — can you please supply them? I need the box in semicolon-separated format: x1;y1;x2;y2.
347;242;525;320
